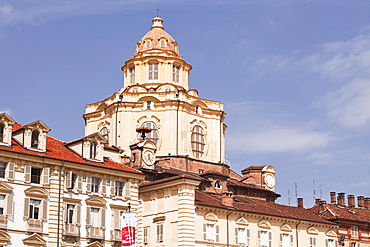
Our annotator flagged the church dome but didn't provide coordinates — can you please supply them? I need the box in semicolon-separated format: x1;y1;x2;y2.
135;17;179;56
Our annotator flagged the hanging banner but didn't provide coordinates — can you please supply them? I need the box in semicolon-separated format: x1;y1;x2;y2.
121;212;137;247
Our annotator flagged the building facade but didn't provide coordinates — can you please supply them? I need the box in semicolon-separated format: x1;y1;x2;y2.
84;16;340;247
0;113;144;247
310;192;370;247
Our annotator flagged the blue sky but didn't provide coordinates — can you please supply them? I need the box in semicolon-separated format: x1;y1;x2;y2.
1;0;370;207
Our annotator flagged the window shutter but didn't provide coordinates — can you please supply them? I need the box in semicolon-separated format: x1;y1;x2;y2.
76;205;81;225
42;199;48;220
101;178;107;195
43;167;50;185
77;174;82;191
247;228;251;246
6;195;13;215
125;181;131;197
258;230;261;246
66;171;72;189
101;208;106;228
63;203;67;223
24;198;30;218
110;180;115;196
25;165;31;183
325;239;328;247
7;162;15;180
235;228;239;244
86;176;92;192
113;210;119;229
203;223;207;240
280;233;283;247
290;234;294;247
86;206;91;225
269;231;272;247
216;225;220;242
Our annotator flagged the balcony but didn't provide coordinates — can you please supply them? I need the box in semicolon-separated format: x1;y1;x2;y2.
0;214;7;229
111;229;122;242
26;218;43;233
86;225;104;239
63;223;80;237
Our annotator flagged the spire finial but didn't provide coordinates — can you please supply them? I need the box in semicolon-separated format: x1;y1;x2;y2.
156;6;160;17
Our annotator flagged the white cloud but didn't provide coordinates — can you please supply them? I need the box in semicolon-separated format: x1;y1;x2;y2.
319;78;370;128
227;122;332;153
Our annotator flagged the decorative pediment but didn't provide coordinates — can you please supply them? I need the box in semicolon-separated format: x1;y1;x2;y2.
22;233;47;246
0;181;13;194
258;220;271;229
0;112;15;125
143;141;157;151
187;89;199;97
326;229;337;237
138;96;160;103
204;212;218;222
280;223;292;232
0;230;11;244
307;226;319;235
63;197;81;204
96;103;108;112
236;216;249;226
156;83;178;93
86;197;107;207
24;187;48;198
86;240;104;247
191;100;208;109
24;120;51;133
85;132;107;144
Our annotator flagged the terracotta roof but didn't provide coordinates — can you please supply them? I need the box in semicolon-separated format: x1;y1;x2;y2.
195;191;335;225
310;203;370;223
241;165;266;173
0;128;141;174
140;173;201;187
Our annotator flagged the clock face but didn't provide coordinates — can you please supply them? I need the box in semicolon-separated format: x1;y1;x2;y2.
143;150;155;166
264;174;275;188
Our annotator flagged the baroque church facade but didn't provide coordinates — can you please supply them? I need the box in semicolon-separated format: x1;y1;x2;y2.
82;16;340;247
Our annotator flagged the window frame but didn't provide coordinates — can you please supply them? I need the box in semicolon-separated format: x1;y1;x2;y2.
0;123;4;142
90;141;97;159
191;125;206;159
148;62;159;80
139;122;159;145
129;66;135;84
172;64;180;83
156;223;164;243
29;199;41;219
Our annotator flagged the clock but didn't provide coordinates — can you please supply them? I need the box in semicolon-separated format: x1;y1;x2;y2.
143;150;155;166
264;174;275;188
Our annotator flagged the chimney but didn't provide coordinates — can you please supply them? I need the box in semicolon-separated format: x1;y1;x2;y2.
222;192;234;207
365;197;370;209
330;192;337;204
297;198;304;208
348;195;355;207
315;198;321;205
357;196;365;208
337;193;345;206
319;200;327;212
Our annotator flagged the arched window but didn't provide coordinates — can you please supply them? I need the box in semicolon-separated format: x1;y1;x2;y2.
214;181;222;189
0;123;4;142
90;142;97;159
140;122;159;145
31;130;39;149
160;40;167;47
191;125;205;159
145;40;151;48
100;127;109;142
173;65;180;83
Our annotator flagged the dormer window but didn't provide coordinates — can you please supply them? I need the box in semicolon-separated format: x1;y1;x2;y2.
149;62;159;80
146;40;151;48
195;106;200;114
129;66;135;84
90;142;97;159
160;40;167;47
173;65;180;83
31;130;40;149
0;123;4;142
